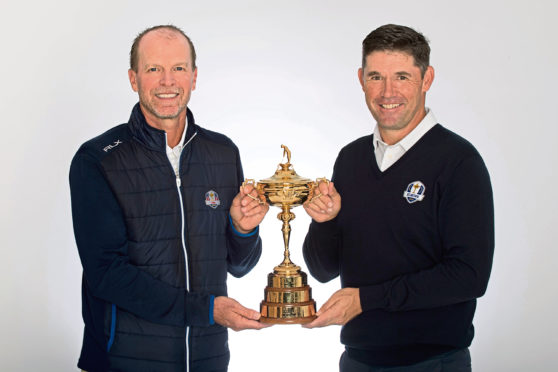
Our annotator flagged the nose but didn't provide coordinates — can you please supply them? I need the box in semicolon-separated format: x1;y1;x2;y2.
381;78;395;98
160;70;176;86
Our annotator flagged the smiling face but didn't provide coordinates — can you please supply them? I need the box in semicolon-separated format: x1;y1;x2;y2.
128;29;197;130
358;50;434;144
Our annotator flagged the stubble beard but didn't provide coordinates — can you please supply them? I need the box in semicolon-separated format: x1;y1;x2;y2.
138;86;188;120
142;98;186;120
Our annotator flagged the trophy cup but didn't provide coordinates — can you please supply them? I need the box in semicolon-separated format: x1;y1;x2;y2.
244;145;327;324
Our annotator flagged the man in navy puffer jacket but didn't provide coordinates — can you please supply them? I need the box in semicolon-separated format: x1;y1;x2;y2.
70;25;269;372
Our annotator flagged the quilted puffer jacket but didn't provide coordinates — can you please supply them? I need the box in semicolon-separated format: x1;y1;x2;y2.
70;104;262;372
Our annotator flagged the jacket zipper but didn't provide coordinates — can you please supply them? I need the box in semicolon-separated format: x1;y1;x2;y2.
167;131;197;372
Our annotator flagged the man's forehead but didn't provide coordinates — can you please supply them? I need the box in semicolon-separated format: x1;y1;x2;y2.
367;50;414;61
148;28;183;40
139;29;188;50
137;30;191;62
364;50;418;71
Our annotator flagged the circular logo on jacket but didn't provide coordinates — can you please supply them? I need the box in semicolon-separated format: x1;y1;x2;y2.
403;181;426;204
205;190;221;209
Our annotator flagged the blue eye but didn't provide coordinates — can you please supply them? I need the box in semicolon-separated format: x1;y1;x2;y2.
148;67;158;72
175;66;184;71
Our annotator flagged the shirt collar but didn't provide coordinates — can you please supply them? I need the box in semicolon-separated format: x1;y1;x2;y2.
373;108;437;151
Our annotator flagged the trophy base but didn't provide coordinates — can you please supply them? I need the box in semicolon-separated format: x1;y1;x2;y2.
259;265;317;325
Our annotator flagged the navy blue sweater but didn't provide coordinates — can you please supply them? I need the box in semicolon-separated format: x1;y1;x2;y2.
303;124;494;367
70;104;262;372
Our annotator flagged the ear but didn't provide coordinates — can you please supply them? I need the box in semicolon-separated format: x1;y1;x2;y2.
128;69;138;92
358;67;365;91
421;66;435;93
191;68;198;91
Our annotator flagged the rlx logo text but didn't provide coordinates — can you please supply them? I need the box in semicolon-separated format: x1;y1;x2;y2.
103;140;123;152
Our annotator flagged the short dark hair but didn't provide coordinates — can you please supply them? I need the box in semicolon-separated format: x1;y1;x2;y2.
362;24;430;76
130;25;196;72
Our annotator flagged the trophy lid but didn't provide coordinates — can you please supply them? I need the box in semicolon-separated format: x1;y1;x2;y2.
259;145;312;186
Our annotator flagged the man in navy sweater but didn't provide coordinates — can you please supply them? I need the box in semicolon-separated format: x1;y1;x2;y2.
70;25;269;372
302;24;494;371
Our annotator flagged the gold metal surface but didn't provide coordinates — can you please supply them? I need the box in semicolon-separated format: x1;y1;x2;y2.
264;286;312;303
260;302;316;324
267;272;307;288
245;145;329;324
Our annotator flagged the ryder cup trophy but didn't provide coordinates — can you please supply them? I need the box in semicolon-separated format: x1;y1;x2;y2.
244;145;327;324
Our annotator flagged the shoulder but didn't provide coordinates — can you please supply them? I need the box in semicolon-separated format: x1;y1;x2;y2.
337;134;373;162
429;125;481;160
192;124;239;154
72;123;132;164
339;134;372;156
427;125;491;183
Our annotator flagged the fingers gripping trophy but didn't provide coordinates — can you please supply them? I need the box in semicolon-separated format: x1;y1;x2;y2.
244;145;328;324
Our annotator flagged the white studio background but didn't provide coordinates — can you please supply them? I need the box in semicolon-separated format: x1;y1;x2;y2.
1;1;556;371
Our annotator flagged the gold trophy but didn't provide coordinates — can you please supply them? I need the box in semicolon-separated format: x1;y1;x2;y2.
244;145;327;324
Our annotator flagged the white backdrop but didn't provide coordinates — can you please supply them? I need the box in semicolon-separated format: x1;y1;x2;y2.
1;1;557;371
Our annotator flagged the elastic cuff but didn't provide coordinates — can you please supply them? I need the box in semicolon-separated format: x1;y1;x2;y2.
229;214;259;237
209;295;215;325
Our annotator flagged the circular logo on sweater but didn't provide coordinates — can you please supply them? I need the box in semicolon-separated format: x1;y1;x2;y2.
205;190;221;209
403;181;426;204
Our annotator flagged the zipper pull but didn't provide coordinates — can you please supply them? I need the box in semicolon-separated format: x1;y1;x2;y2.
176;176;181;187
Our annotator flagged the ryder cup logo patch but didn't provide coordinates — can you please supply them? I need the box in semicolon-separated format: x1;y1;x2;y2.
403;181;426;204
205;190;221;209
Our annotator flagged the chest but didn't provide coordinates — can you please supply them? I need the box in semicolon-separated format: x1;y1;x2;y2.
335;157;446;283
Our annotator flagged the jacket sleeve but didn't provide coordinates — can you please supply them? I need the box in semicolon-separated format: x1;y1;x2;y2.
70;151;211;327
225;146;262;278
359;154;495;312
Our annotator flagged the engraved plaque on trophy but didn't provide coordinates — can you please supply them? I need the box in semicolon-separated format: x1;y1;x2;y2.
244;145;327;324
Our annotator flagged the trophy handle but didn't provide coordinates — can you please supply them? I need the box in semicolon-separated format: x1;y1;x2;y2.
316;177;329;186
242;179;266;205
242;179;255;187
308;177;330;201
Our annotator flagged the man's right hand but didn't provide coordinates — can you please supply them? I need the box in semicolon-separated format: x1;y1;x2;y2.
213;296;271;331
303;181;341;223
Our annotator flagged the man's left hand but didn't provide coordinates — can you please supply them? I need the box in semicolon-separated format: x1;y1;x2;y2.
302;288;362;328
230;183;269;234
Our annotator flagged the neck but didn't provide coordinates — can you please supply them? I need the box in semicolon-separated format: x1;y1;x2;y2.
379;108;426;145
141;105;187;148
163;121;186;148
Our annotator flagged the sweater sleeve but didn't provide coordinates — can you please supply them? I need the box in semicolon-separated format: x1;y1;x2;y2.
302;219;341;283
360;154;494;312
302;152;343;283
70;151;211;327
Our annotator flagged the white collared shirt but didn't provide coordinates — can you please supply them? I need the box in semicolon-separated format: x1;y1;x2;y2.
373;108;437;172
166;119;188;177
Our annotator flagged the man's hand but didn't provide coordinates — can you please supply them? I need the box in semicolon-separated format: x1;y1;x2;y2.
213;296;271;331
302;288;361;328
230;183;269;234
303;181;341;223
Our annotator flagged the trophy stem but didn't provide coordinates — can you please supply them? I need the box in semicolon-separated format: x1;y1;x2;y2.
277;204;297;270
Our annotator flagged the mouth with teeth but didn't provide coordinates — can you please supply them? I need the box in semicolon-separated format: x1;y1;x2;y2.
156;93;180;99
379;103;402;109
